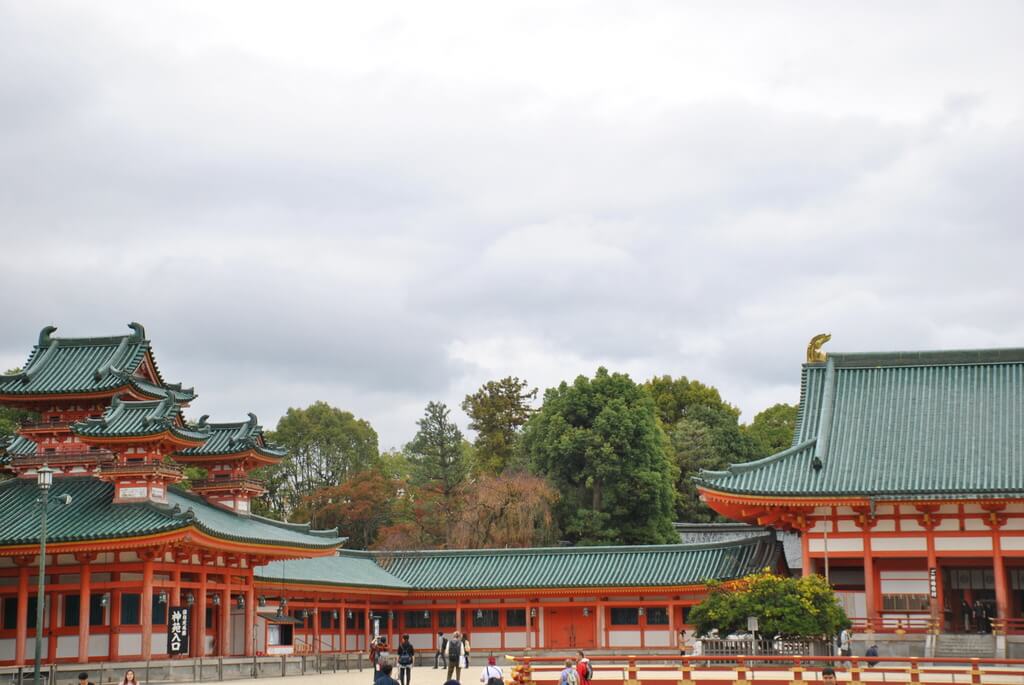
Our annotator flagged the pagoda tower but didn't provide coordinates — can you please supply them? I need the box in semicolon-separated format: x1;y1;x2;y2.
173;413;285;513
0;323;196;479
71;393;209;503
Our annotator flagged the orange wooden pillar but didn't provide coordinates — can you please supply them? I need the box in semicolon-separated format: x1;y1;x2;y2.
109;572;121;661
78;554;93;662
141;555;154;660
15;560;29;666
195;570;207;657
219;572;232;656
244;568;255;657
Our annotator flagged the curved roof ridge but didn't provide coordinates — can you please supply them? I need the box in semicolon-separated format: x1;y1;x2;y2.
815;347;1024;368
367;534;776;559
698;438;816;482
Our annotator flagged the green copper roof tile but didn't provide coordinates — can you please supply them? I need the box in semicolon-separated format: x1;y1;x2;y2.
72;395;208;443
257;535;781;591
0;476;342;550
257;553;413;589
0;323;194;402
176;414;286;460
697;348;1024;498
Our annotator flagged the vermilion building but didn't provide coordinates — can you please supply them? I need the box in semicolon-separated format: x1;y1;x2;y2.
0;324;786;666
695;343;1024;657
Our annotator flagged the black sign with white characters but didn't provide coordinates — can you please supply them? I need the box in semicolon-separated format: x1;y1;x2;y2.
168;606;190;655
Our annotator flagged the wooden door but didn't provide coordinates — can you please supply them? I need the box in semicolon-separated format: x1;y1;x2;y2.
544;607;595;649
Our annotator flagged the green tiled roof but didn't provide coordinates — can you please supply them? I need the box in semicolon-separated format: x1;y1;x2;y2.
697;348;1024;498
0;323;194;402
72;395;208;443
0;476;342;550
176;414;286;460
257;553;413;589
257;535;782;591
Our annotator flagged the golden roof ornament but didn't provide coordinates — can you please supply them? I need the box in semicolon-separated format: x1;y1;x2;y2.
806;333;831;363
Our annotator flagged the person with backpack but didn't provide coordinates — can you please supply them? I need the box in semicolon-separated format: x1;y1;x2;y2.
435;632;447;669
397;634;415;685
446;630;466;682
480;655;503;683
559;659;579;685
575;651;592;685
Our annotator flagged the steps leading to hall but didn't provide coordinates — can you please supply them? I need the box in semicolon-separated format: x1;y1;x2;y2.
934;633;996;658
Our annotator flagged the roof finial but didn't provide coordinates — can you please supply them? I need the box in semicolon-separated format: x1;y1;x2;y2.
128;322;146;341
806;333;831;363
38;325;57;348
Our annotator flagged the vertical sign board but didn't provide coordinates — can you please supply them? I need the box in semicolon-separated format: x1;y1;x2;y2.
929;568;938;598
168;606;190;655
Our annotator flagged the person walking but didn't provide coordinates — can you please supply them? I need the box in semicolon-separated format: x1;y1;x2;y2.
78;673;95;685
435;632;447;669
446;630;466;682
118;670;138;685
397;634;415;685
575;651;592;685
480;655;503;683
461;633;472;670
559;659;579;685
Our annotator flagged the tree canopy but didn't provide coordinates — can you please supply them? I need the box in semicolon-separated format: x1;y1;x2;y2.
253;401;379;518
744;403;799;455
522;367;678;545
688;570;850;637
462;376;537;475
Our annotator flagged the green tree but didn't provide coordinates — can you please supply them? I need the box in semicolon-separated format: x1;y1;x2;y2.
643;375;761;522
744;403;799;455
405;401;470;545
293;468;405;549
688;570;850;637
462;377;537;475
253;401;379;519
522;367;678;545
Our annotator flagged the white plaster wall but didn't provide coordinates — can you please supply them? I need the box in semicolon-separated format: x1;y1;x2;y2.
837;520;860;533
152;632;167;655
645;630;670;647
57;635;78;658
1003;518;1024;531
1001;537;1024;551
901;519;924;532
504;633;526;649
964;519;989;531
873;520;896;532
119;633;142;655
935;519;959;532
873;537;925;551
809;537;862;553
608;631;640;647
935;536;992;551
472;632;500;649
88;634;109;657
410;634;432;650
0;638;15;661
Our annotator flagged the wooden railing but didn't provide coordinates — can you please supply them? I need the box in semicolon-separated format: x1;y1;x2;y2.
510;654;1024;685
992;618;1024;635
849;615;937;633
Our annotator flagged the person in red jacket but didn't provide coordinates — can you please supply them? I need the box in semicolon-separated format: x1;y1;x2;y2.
575;651;592;685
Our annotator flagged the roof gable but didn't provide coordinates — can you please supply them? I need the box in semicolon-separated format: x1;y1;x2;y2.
0;323;195;402
698;347;1024;498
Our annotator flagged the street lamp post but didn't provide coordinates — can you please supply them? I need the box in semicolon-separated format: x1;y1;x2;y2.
34;465;54;685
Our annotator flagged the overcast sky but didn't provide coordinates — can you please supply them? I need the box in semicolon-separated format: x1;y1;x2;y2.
1;1;1022;449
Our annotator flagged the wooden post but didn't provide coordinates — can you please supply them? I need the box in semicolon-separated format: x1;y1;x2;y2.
244;568;255;658
78;555;92;662
220;572;232;656
15;560;29;666
109;571;121;662
141;554;154;660
195;569;207;657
